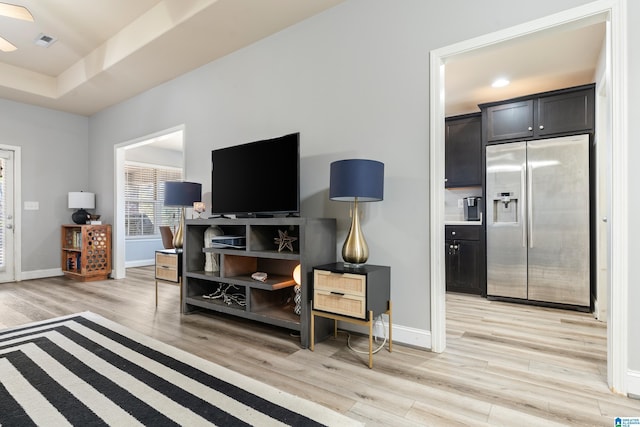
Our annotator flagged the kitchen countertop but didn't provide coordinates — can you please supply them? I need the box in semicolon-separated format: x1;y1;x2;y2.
444;220;482;226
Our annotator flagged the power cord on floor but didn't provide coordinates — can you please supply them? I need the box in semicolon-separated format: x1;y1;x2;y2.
336;314;388;355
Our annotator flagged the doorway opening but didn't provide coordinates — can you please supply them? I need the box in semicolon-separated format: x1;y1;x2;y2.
0;146;20;283
430;1;627;393
113;126;185;279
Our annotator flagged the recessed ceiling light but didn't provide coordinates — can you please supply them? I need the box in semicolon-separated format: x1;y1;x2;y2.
34;33;57;48
492;78;510;88
0;3;34;22
0;35;17;52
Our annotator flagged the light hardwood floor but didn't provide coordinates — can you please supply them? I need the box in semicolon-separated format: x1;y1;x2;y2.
1;267;638;426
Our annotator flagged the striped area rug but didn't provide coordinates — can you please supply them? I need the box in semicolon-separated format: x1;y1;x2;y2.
0;312;362;426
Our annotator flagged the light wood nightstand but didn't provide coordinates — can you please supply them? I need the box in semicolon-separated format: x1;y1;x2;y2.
155;249;182;311
310;262;391;368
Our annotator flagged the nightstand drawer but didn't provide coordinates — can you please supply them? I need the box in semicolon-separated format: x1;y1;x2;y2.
156;265;178;282
313;270;366;296
313;290;366;319
156;253;178;268
155;251;180;283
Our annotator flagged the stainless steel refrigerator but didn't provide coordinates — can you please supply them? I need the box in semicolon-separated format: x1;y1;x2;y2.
486;134;590;307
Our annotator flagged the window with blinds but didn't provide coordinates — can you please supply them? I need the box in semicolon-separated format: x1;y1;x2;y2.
124;163;183;237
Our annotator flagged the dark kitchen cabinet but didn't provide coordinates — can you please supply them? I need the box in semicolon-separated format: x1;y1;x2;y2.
484;100;534;142
445;225;484;295
445;113;482;187
536;89;595;137
482;84;595;144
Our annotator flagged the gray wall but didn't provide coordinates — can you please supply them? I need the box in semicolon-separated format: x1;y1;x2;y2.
0;98;88;275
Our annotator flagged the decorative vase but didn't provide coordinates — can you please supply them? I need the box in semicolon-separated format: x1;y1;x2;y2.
342;198;368;265
172;207;185;249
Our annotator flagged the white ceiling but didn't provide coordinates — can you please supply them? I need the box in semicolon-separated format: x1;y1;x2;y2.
0;0;344;116
0;1;605;118
445;18;606;116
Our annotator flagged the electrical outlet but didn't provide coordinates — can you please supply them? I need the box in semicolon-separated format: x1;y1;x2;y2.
457;199;463;209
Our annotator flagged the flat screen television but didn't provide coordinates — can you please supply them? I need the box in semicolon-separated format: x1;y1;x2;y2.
211;133;300;217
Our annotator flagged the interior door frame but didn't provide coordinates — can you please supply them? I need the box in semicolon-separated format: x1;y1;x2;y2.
429;0;628;393
0;144;21;283
112;125;185;279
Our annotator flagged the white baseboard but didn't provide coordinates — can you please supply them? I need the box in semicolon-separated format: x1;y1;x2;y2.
125;259;154;268
20;268;64;280
628;369;640;398
392;324;432;349
336;314;431;350
20;261;152;280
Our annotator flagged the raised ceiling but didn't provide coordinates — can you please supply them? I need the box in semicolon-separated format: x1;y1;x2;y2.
0;0;344;116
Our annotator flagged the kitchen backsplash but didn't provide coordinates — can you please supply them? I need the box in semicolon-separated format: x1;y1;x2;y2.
445;186;482;221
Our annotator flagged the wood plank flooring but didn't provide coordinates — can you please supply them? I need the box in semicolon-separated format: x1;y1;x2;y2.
1;268;638;426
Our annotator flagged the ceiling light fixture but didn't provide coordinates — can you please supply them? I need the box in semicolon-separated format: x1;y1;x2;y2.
0;35;17;52
0;3;33;22
492;78;510;88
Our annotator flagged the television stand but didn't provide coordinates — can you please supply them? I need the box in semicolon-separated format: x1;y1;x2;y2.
182;217;336;348
236;213;274;218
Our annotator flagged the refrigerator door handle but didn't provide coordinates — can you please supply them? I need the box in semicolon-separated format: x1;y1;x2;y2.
527;160;534;248
521;164;527;248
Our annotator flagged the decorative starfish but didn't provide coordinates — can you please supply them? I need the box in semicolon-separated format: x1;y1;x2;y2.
274;229;298;252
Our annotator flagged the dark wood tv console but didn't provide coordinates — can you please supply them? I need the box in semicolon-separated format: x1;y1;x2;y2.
182;217;336;348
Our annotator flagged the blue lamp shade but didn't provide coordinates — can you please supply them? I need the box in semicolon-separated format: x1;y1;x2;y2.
164;181;202;206
330;159;384;202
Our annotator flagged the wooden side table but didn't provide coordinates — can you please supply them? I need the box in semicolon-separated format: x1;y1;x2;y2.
155;249;182;311
310;262;391;368
61;224;112;282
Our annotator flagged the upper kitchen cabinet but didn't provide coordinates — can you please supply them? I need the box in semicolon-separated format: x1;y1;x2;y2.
445;113;482;188
484;100;534;142
536;88;595;137
481;84;595;144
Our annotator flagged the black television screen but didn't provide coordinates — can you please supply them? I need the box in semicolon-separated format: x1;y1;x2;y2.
211;133;300;217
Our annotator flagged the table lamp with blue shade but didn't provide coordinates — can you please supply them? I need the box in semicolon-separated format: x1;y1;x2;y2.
164;181;201;250
330;159;384;266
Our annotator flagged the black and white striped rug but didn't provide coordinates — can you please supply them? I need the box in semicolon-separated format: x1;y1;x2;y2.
0;312;361;426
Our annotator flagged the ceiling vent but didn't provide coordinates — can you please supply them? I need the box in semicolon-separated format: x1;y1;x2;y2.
34;33;56;48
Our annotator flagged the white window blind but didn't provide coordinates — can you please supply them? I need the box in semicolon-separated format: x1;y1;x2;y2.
124;163;182;237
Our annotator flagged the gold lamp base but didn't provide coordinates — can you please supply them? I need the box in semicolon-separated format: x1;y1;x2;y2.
342;198;369;266
173;207;185;250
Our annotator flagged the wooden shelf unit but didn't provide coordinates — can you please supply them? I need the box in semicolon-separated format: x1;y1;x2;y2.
61;224;111;281
183;217;336;348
